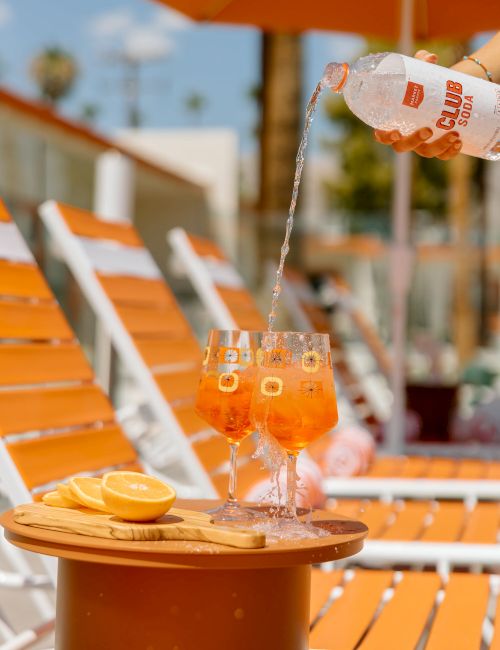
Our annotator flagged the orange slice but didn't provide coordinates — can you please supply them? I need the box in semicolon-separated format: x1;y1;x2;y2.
42;490;80;508
101;471;176;521
68;477;110;513
56;483;80;507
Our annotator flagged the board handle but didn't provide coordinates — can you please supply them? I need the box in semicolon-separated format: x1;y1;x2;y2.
163;523;266;549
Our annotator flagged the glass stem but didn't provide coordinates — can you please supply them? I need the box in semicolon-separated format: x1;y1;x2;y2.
227;442;240;504
285;453;298;519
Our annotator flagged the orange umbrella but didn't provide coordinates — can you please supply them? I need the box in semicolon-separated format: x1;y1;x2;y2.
155;0;500;453
156;0;499;39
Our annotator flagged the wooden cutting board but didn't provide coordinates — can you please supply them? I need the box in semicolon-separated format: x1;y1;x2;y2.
13;503;266;549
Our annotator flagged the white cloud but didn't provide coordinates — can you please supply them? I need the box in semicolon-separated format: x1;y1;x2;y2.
88;5;191;63
89;9;133;38
155;7;192;31
0;1;12;28
124;28;174;62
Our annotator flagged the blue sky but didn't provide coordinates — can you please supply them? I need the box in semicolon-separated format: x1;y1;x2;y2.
0;0;365;151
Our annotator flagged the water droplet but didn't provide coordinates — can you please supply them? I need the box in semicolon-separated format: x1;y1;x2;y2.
234;608;245;620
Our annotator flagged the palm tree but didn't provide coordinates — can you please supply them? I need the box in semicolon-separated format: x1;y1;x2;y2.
30;47;78;106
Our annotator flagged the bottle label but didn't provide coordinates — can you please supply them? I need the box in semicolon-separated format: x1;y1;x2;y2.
402;81;425;109
381;54;500;159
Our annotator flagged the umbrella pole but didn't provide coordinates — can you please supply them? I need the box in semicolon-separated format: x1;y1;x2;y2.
386;0;414;454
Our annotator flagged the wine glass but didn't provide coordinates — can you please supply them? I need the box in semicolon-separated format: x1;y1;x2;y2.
250;331;338;528
195;329;261;521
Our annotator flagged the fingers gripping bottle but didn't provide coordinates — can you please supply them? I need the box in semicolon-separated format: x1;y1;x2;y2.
323;53;500;160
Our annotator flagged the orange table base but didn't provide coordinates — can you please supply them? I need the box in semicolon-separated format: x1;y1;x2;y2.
56;558;310;650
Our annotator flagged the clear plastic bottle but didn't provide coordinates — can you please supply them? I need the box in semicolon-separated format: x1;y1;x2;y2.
323;52;500;160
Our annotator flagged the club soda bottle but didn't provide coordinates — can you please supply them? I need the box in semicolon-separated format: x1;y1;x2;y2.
323;53;500;160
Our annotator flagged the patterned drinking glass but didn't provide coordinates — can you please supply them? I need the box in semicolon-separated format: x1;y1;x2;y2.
195;329;262;521
250;331;338;521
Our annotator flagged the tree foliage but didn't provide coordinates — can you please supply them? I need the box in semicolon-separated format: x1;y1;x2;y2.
30;46;78;106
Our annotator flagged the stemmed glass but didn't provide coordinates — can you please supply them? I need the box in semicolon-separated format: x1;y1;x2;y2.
250;331;338;529
195;329;261;522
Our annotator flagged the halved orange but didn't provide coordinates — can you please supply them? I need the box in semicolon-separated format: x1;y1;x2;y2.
68;477;110;512
42;490;80;508
101;471;176;521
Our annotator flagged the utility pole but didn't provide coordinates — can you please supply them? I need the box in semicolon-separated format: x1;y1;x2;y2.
103;48;168;128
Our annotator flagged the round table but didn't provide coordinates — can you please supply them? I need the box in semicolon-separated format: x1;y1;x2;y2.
1;500;367;650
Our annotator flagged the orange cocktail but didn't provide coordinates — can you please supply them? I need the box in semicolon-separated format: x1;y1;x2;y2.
252;366;338;454
195;372;254;443
195;329;261;522
250;331;338;522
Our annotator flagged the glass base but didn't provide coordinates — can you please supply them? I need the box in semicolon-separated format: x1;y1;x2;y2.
206;500;265;523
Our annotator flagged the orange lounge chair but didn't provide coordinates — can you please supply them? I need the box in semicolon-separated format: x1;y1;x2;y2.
0;200;141;648
39;200;267;501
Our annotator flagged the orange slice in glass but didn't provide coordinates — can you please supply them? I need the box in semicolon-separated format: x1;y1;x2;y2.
101;471;176;521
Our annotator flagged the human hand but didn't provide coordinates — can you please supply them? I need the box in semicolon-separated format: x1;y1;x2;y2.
373;50;463;160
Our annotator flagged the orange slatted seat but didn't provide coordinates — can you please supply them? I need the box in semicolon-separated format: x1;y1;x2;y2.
356;501;395;539
309;570;343;623
0;343;93;386
53;202;141;247
378;501;430;541
0;260;53;299
397;455;430;478
311;570;498;650
0;301;73;340
365;456;405;477
425;573;489;650
419;501;465;542
425;457;458;478
310;570;393;650
460;502;500;544
486;462;500;480
358;572;440;650
0;200;140;504
0;385;114;435
455;459;486;479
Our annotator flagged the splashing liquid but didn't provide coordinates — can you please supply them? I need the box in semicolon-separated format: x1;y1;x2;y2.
267;77;328;331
